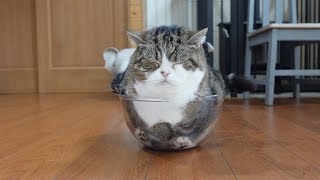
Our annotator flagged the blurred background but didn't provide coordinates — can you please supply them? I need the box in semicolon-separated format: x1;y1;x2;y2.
0;0;319;94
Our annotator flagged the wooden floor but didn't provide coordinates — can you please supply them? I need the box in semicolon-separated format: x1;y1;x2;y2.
0;94;320;179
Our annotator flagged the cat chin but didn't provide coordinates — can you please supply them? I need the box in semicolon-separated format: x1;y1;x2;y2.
158;80;176;86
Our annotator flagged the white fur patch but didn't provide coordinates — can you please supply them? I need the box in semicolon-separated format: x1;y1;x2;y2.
103;48;118;72
174;136;194;149
103;48;135;75
133;55;204;127
114;48;135;74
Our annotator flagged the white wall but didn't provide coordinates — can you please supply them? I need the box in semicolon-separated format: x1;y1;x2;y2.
145;0;197;30
145;0;172;28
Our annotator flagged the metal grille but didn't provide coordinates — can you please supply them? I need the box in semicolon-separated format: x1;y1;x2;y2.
297;0;320;77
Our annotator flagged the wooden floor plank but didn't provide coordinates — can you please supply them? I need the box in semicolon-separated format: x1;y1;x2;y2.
275;104;320;136
0;94;319;179
216;133;320;179
213;106;263;140
57;122;151;179
0;95;115;160
145;137;236;179
232;99;320;171
213;101;320;179
0;95;124;179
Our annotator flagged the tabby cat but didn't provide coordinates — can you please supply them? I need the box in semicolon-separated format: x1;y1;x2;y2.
104;26;225;150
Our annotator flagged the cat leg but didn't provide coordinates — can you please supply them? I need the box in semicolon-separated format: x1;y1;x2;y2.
134;128;152;146
171;136;195;149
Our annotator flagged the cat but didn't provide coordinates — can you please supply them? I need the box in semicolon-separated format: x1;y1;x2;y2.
103;26;225;150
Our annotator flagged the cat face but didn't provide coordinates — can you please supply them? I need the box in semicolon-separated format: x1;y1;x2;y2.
127;26;208;99
133;45;203;85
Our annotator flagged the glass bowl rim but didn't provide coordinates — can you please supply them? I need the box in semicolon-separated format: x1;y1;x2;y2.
115;94;222;102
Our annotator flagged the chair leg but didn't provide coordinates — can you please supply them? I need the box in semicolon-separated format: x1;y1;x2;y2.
293;47;301;99
243;38;252;99
265;31;278;106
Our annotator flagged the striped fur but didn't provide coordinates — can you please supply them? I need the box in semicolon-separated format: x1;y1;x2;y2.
117;26;225;150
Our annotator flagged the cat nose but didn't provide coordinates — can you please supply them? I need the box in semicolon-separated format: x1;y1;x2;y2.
160;71;170;77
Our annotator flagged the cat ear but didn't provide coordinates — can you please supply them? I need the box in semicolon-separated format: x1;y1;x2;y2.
127;31;146;46
186;28;208;46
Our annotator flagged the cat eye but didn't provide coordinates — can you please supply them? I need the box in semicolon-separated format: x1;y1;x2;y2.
188;59;198;66
183;58;198;70
139;59;160;72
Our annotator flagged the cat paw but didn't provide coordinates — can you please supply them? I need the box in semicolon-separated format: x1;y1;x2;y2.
134;129;151;146
172;136;194;149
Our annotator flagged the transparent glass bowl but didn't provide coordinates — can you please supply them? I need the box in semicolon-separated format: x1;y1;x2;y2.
118;95;223;151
